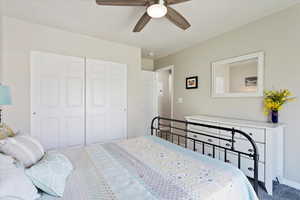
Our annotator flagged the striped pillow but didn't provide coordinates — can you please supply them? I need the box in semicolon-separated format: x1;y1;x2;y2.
0;135;45;168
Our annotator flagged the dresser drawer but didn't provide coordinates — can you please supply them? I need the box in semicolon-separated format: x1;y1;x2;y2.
240;127;265;143
219;123;241;139
219;152;264;182
235;139;265;162
187;132;201;140
187;133;218;151
189;121;219;135
240;157;265;182
197;145;219;159
220;151;238;165
198;134;219;146
220;138;265;162
187;135;198;150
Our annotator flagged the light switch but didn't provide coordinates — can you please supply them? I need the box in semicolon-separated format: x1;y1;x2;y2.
177;98;183;103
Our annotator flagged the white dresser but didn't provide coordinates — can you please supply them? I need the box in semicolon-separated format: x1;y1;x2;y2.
185;115;285;195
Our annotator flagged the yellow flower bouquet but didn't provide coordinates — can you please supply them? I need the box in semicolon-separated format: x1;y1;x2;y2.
264;89;295;123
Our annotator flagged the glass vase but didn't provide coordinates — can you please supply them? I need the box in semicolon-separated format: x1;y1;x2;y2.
271;110;279;123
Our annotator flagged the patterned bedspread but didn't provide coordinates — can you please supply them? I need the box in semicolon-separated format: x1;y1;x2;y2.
41;136;258;200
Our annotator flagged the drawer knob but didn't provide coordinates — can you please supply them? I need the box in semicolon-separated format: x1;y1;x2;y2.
193;135;197;138
248;167;254;172
248;149;253;153
208;153;212;157
225;143;231;147
208;139;213;142
249;133;253;136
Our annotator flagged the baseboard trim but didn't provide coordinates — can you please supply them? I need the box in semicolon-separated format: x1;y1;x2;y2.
279;177;300;190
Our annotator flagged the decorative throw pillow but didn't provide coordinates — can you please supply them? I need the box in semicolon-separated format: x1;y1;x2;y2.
0;135;45;167
0;157;40;200
0;123;16;140
25;153;73;197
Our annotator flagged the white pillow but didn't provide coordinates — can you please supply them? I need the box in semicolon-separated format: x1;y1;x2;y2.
0;135;45;167
26;153;73;197
0;158;40;200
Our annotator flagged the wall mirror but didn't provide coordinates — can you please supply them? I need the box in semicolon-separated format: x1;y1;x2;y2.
211;52;264;97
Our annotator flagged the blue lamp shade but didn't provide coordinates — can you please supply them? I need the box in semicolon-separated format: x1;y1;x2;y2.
0;85;12;105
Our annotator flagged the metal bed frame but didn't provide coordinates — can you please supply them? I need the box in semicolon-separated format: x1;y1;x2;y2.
151;116;259;195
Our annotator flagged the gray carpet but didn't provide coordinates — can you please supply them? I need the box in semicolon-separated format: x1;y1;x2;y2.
252;181;300;200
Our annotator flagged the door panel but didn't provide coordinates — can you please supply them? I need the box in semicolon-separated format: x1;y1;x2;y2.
86;114;106;144
40;117;60;150
66;78;83;107
40;77;60;107
86;59;127;144
31;51;85;150
92;78;106;106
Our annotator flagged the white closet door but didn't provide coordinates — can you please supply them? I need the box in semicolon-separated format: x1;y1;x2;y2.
86;59;127;144
31;51;85;150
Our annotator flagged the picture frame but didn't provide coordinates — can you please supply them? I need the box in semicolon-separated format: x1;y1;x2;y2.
245;76;258;87
186;76;198;89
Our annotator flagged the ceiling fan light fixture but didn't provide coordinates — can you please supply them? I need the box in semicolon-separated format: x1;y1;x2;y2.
147;0;167;18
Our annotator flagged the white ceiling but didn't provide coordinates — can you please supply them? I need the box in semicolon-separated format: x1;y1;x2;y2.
1;0;299;58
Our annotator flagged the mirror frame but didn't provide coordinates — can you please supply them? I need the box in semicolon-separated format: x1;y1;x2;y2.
211;52;264;98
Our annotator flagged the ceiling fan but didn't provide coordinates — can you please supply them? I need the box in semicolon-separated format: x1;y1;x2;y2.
96;0;191;32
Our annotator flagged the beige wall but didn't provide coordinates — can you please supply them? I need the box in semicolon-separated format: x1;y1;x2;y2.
155;4;300;183
1;16;148;139
141;58;154;71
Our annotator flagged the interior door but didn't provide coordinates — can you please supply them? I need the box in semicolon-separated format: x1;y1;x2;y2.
86;59;127;144
31;51;85;150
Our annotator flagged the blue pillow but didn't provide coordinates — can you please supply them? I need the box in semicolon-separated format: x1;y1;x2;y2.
25;153;73;197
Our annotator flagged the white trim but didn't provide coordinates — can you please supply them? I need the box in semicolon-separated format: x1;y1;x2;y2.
278;177;300;190
155;65;174;119
84;57;87;146
211;52;264;98
124;64;128;140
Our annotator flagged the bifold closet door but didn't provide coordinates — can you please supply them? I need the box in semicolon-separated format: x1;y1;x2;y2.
31;51;85;150
85;59;127;144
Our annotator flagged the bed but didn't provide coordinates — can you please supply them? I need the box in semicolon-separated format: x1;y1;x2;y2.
40;117;259;200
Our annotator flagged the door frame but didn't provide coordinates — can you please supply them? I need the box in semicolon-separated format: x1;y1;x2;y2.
155;65;174;119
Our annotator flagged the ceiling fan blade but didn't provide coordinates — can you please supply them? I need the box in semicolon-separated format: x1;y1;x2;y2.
165;6;191;30
133;12;151;32
96;0;147;6
166;0;191;5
